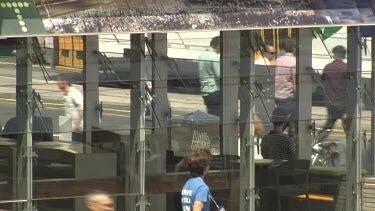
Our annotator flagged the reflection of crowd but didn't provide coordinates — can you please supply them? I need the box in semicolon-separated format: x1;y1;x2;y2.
49;1;329;33
214;11;328;28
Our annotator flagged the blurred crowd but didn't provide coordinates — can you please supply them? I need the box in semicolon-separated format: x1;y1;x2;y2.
48;0;329;33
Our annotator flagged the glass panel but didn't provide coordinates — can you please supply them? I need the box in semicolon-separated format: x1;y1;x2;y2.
34;195;125;211
145;32;241;210
361;37;373;173
32;127;139;204
310;28;354;211
0;51;27;201
0;29;368;210
0;202;26;210
254;27;363;211
31;36;140;204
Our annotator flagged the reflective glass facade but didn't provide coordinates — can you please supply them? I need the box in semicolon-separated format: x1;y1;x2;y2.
0;2;375;210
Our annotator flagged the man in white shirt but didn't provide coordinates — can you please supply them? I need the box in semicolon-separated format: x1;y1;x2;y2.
57;74;83;131
255;45;275;66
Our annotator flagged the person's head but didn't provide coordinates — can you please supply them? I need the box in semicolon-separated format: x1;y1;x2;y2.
332;45;346;60
86;191;114;211
210;36;220;54
57;73;72;92
260;45;275;60
187;149;212;178
271;106;288;129
284;38;296;55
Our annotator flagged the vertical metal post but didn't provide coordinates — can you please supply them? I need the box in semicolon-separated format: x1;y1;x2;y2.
15;37;33;211
346;26;362;211
51;36;58;71
150;33;169;149
148;33;168;210
296;28;313;159
150;33;169;130
220;31;240;155
239;30;256;211
371;36;375;175
83;35;99;149
127;34;146;211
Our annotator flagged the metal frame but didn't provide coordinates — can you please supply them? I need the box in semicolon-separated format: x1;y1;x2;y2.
83;35;100;150
220;31;240;156
4;27;369;211
150;33;169;131
372;36;375;175
296;28;313;159
148;33;169;210
346;26;362;211
127;33;147;211
239;30;256;211
15;37;33;211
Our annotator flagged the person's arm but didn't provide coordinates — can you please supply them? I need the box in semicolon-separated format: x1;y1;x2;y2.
74;111;83;131
194;185;209;211
212;54;220;79
291;66;296;90
254;114;264;137
321;66;328;80
288;138;297;160
193;201;205;211
73;90;84;131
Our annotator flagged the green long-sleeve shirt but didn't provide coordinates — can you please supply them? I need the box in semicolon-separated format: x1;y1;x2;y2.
198;48;220;96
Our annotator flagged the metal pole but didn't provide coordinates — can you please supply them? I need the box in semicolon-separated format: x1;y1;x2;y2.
150;33;169;132
296;28;313;159
148;33;168;210
371;36;375;175
83;35;99;151
239;30;256;211
346;26;362;211
51;37;58;71
15;37;33;211
128;33;146;211
220;31;240;156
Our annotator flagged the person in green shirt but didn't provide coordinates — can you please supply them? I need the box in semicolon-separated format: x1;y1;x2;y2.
198;36;221;117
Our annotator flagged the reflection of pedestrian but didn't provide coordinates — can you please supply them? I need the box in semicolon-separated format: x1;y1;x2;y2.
277;39;286;58
274;39;296;138
57;74;84;132
261;106;296;160
320;46;349;133
86;191;114;211
198;36;221;117
255;45;275;65
181;149;212;211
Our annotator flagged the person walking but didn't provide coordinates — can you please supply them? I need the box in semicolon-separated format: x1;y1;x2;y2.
57;74;84;132
198;36;221;117
274;38;297;138
319;45;349;136
57;74;84;142
181;149;212;211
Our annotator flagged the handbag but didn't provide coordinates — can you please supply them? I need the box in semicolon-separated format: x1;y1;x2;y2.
209;192;225;211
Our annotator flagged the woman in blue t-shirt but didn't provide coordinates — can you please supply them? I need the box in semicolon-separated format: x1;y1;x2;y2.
181;149;212;211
